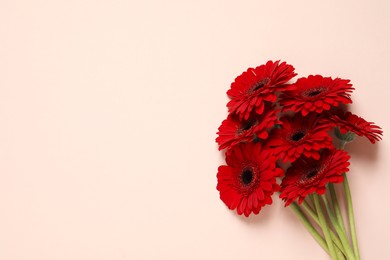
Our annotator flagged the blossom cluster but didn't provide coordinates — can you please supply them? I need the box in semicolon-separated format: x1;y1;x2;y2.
216;60;382;217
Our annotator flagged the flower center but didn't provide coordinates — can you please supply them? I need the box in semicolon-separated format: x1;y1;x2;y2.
248;77;270;94
291;131;305;142
303;87;327;98
241;169;253;185
308;90;321;96
237;120;256;135
298;166;323;185
242;121;254;131
306;170;318;178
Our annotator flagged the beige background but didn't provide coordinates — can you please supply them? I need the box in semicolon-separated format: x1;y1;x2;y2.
1;0;389;259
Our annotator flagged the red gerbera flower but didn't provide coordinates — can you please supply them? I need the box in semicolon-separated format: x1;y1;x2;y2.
279;75;354;116
227;60;296;120
217;142;283;217
280;149;350;206
329;111;383;144
216;107;280;151
267;113;334;162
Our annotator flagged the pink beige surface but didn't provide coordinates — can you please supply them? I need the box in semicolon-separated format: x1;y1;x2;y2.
1;0;389;259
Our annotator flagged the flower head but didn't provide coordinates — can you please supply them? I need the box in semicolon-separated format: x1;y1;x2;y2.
216;106;280;151
267;113;334;162
279;75;354;116
329;111;383;144
217;142;283;216
227;60;296;120
280;149;350;206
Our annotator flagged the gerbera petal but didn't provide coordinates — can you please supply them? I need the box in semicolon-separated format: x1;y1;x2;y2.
256;188;265;201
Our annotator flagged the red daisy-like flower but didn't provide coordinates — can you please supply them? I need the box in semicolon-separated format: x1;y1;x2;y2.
267;113;334;162
217;142;283;217
227;60;296;120
216;107;280;151
280;149;350;206
279;75;354;116
328;111;383;144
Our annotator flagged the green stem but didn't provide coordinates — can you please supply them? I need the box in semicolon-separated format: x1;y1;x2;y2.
336;247;346;260
343;173;360;260
329;183;347;234
301;200;318;220
339;140;361;260
309;193;315;205
290;202;329;254
313;194;337;259
301;201;346;256
321;194;356;260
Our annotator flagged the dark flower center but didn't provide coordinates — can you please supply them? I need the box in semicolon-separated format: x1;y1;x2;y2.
308;90;322;96
242;121;254;131
241;169;253;185
291;131;305;142
248;77;270;93
303;87;327;98
307;170;318;179
237;120;256;134
298;167;322;185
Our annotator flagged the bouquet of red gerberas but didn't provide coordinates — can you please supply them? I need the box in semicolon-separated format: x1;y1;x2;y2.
215;61;382;260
